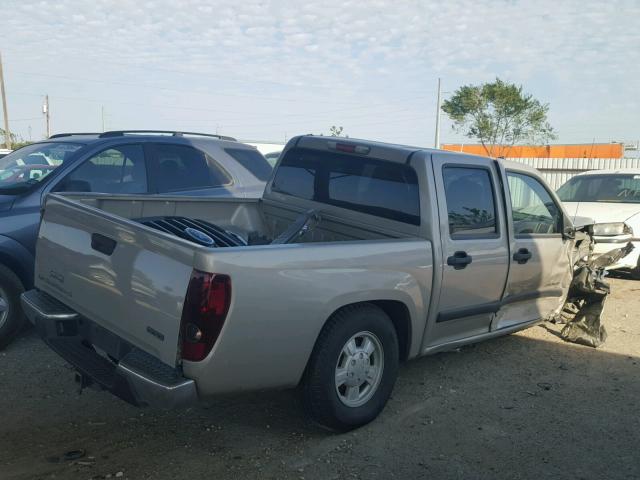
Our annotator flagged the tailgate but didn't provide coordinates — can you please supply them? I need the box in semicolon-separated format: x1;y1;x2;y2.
35;194;196;367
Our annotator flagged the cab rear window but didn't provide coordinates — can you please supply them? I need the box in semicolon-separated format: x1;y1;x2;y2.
271;148;420;225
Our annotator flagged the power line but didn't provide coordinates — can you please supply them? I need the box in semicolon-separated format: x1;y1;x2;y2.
165;106;426;126
8;89;432;121
9;117;41;121
177;111;429;130
9;70;435;110
13;70;429;106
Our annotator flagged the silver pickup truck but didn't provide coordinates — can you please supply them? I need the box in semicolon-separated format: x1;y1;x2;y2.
22;135;584;431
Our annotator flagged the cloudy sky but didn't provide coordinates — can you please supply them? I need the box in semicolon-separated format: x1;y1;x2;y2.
2;0;639;146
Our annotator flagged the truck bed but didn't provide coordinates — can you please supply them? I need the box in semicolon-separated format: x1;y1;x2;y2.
34;193;432;394
67;193;407;243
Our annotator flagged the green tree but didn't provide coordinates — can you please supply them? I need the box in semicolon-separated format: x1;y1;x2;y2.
0;128;31;149
441;78;556;157
329;125;345;137
0;128;13;149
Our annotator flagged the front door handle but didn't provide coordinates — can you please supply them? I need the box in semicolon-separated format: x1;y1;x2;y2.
447;251;472;270
513;248;532;264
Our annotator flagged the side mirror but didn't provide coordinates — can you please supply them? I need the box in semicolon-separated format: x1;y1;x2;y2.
56;179;92;192
562;220;576;240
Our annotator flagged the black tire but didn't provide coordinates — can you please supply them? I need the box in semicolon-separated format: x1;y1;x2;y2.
631;266;640;281
302;303;399;432
0;264;26;350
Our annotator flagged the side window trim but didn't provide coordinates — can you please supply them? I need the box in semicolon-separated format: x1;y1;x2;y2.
202;146;234;188
505;170;563;238
142;143;157;194
442;163;501;240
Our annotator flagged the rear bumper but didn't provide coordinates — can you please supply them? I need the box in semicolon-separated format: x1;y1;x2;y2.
592;239;640;270
21;289;197;409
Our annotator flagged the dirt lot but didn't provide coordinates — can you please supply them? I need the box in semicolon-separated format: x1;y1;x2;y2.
1;276;639;480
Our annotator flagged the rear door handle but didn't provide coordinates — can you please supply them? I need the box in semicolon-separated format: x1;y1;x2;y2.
91;233;117;256
447;251;472;270
513;248;532;264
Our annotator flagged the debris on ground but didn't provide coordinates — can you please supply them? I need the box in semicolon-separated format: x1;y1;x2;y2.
45;448;87;463
552;240;634;348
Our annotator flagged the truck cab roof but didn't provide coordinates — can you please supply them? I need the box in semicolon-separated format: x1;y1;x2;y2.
288;134;540;176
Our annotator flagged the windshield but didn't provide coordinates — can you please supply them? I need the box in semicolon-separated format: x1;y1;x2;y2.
557;174;640;204
0;142;83;191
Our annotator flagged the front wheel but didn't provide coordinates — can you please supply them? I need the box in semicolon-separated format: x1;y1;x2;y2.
302;304;399;431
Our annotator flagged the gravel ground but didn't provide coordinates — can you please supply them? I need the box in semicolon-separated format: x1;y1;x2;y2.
1;276;639;480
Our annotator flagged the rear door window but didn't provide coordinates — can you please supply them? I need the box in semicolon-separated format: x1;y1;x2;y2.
271;148;420;225
152;144;231;193
224;148;273;181
442;166;497;237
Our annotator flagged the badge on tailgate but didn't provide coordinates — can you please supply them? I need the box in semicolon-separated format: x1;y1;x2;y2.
146;326;165;342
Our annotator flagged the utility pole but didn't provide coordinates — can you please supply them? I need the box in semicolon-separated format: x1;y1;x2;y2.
101;105;106;132
434;77;442;149
43;95;50;138
0;51;11;149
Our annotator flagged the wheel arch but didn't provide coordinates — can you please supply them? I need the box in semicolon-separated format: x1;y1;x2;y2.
302;299;413;384
367;300;412;363
0;236;33;289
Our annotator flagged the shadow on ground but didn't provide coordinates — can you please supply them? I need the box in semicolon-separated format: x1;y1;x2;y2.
1;317;639;480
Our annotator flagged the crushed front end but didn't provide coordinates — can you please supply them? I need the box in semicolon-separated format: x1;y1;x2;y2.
551;228;635;348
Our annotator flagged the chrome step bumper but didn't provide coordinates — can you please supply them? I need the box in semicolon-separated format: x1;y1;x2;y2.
21;289;197;409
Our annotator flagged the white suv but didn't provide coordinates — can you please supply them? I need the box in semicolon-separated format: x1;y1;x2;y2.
558;169;640;278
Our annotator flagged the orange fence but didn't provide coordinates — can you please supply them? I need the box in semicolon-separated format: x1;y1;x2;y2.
441;143;624;159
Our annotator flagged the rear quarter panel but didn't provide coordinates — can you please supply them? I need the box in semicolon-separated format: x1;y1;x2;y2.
184;238;433;395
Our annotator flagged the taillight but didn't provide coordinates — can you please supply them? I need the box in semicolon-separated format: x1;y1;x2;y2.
180;270;231;362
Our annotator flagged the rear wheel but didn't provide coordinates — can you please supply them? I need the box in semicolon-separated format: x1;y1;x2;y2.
0;264;26;350
302;304;399;431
